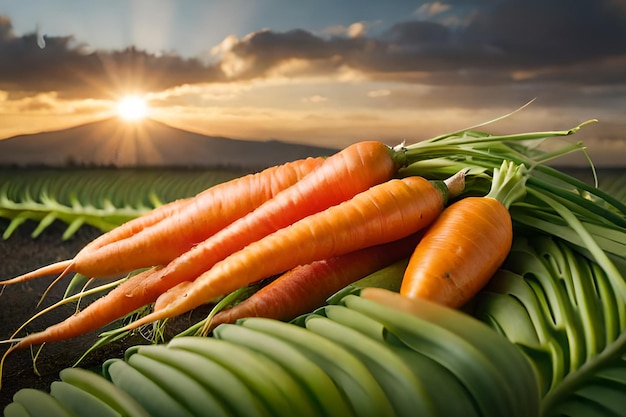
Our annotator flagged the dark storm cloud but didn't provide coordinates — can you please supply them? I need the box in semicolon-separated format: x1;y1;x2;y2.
0;16;223;98
1;0;625;97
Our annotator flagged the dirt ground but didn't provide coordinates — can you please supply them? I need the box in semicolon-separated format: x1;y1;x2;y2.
0;219;210;407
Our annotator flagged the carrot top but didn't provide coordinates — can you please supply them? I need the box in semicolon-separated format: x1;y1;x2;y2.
484;160;528;208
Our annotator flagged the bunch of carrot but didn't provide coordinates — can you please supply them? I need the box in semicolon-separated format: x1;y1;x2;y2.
0;117;595;389
0;140;447;343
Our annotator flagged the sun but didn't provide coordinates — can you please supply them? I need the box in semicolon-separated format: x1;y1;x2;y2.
116;96;149;122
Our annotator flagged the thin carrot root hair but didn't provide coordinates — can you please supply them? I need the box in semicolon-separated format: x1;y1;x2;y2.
35;262;81;307
0;277;126;389
73;277;97;314
6;277;127;343
1;345;14;390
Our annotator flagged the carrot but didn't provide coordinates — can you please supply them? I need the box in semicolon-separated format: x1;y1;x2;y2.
153;281;194;312
0;141;408;364
0;157;325;285
118;170;465;332
46;142;404;326
79;196;194;255
400;160;527;308
128;141;404;295
0;199;194;287
204;231;425;332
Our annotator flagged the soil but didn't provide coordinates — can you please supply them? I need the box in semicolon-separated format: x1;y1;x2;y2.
0;219;211;407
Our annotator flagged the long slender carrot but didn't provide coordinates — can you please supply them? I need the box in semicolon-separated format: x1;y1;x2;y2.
33;141;405;326
117;170;465;331
204;231;425;332
0;141;408;365
400;160;527;308
0;198;195;286
79;196;194;255
0;157;325;285
133;141;402;291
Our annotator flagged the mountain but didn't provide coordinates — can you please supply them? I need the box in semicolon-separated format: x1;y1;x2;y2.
0;118;338;170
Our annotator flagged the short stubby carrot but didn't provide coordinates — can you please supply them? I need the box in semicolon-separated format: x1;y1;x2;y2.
0;157;325;285
205;232;425;332
400;160;527;308
121;171;465;331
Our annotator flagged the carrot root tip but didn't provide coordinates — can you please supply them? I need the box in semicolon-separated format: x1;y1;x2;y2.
443;169;468;199
0;260;74;286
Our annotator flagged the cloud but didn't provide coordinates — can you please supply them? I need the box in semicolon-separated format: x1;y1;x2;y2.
415;2;452;18
213;0;626;88
322;21;369;38
220;28;356;79
1;0;625;100
0;16;13;41
367;89;391;98
0;16;224;98
347;22;368;38
302;94;328;103
464;0;626;61
380;20;451;45
210;34;240;57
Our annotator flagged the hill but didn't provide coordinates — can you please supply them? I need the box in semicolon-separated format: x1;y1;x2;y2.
0;118;338;170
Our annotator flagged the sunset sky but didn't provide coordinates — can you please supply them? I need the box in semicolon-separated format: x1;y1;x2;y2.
1;0;625;165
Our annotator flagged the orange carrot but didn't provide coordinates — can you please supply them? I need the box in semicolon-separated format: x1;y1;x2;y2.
80;196;194;255
119;170;465;331
0;141;407;359
153;281;194;312
44;141;404;326
205;232;425;332
0;157;325;285
126;141;403;298
400;161;527;308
